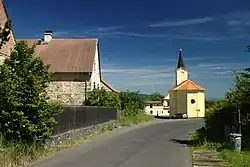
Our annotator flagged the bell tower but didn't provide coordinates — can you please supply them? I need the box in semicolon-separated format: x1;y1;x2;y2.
175;49;188;86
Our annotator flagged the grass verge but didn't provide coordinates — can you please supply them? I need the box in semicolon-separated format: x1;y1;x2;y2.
118;113;155;126
0;114;155;167
0;122;117;167
189;129;250;167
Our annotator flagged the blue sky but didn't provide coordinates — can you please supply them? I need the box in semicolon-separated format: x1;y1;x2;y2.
5;0;250;98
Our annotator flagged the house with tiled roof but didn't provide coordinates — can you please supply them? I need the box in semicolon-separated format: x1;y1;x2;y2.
168;49;206;118
18;30;119;104
0;0;15;62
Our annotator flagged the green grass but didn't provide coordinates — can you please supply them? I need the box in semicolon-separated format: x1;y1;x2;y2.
0;121;118;167
118;113;155;126
189;129;250;167
221;149;250;167
0;113;155;167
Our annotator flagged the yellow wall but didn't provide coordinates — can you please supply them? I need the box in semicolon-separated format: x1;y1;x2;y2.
186;91;205;118
169;90;187;116
169;90;205;118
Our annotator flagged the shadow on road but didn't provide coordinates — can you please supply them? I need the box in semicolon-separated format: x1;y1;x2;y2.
169;138;200;147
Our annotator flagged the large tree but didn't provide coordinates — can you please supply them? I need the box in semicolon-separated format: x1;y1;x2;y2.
0;41;62;144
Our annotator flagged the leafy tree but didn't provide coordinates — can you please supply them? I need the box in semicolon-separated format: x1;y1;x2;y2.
0;20;12;49
84;88;121;109
0;41;62;144
149;92;164;101
119;91;145;117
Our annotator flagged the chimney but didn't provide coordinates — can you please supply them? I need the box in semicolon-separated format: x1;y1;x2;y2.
43;30;53;43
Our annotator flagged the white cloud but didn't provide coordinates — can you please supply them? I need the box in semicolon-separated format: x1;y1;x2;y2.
149;17;214;27
101;61;245;94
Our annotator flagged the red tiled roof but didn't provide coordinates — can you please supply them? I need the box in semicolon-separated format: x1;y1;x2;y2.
172;79;205;91
16;38;98;73
101;78;120;93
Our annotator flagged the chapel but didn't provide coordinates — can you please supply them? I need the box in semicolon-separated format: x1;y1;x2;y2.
168;49;206;118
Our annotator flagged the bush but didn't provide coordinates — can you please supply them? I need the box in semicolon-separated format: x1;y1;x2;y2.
84;88;121;109
119;91;145;117
204;100;235;142
0;41;62;144
84;89;151;125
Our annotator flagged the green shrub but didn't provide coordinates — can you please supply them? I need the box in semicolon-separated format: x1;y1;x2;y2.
0;41;62;144
119;91;145;117
84;88;121;109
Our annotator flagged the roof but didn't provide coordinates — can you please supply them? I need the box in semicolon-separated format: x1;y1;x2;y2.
101;78;120;93
171;79;205;91
0;0;15;56
16;38;98;73
177;48;186;69
145;100;162;104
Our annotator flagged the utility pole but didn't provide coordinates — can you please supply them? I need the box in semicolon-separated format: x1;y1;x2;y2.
238;102;242;134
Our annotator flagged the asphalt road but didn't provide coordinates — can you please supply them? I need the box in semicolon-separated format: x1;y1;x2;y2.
30;119;204;167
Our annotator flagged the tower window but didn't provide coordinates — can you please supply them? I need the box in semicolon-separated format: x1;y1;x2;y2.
150;104;153;108
191;99;196;104
94;82;96;89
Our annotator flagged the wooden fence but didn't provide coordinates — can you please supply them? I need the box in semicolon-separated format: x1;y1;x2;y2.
52;105;118;135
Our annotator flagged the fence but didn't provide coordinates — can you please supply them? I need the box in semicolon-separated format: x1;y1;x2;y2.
52;105;118;135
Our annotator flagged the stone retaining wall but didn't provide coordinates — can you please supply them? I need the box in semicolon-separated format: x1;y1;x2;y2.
45;120;118;148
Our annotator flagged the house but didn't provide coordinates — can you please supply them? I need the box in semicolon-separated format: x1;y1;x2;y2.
18;30;118;104
0;0;15;62
144;100;170;117
169;49;206;118
100;78;120;93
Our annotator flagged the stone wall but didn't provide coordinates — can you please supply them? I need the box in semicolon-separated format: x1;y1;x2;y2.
47;81;91;105
45;120;118;148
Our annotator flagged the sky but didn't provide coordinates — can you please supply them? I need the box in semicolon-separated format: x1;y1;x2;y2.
5;0;250;99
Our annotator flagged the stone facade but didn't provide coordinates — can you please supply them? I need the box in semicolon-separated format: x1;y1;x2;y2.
47;81;91;105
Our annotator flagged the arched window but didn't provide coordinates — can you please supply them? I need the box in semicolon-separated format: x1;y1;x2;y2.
150;110;153;114
150;104;153;108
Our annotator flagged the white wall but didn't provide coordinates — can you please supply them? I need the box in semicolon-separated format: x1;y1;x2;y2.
90;44;101;90
145;104;170;117
176;68;188;85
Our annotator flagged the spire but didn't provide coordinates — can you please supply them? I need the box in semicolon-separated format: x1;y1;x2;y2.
177;48;185;69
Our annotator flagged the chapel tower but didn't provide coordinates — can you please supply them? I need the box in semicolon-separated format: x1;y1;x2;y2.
175;49;188;86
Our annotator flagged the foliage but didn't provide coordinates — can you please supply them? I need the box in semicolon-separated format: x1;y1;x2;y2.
119;90;145;117
149;92;164;101
0;20;12;49
0;41;62;144
85;89;152;125
84;88;121;109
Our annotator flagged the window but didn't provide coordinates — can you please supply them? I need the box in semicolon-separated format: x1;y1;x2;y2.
167;102;170;106
94;82;96;89
97;84;99;89
191;99;196;104
150;110;153;114
150;104;153;108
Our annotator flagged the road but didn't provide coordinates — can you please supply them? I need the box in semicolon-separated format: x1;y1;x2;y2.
29;119;204;167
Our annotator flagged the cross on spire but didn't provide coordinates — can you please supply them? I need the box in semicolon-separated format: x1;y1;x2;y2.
177;48;185;69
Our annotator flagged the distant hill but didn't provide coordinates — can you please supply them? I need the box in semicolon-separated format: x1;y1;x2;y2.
139;94;151;100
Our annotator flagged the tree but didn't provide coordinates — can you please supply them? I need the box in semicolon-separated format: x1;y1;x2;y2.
119;91;145;117
0;41;62;144
226;69;250;106
0;20;12;49
84;88;121;109
149;92;164;101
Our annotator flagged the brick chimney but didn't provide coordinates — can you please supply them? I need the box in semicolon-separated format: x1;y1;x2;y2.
43;30;53;43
